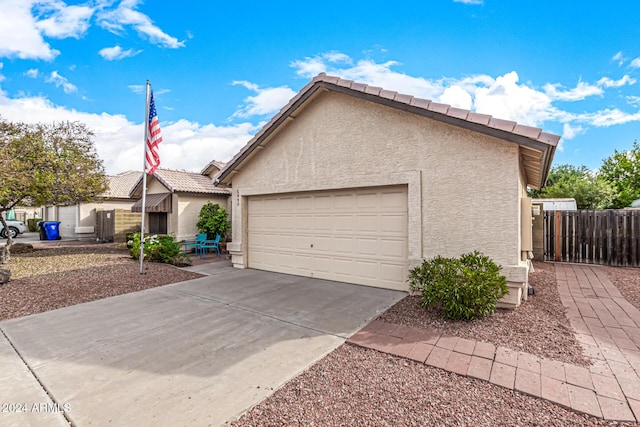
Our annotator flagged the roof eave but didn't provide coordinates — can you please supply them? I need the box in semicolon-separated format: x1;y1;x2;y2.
215;76;559;187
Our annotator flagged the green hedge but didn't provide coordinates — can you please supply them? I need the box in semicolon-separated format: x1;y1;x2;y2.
27;218;42;232
128;233;191;266
408;251;508;321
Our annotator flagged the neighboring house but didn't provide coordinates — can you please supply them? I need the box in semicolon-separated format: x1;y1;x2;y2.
215;73;559;308
41;171;140;240
129;166;231;241
532;198;577;211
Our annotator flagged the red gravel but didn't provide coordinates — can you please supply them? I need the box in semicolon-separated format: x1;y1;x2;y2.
233;262;640;425
379;262;590;366
232;344;631;427
0;244;203;321
605;266;640;312
4;246;640;426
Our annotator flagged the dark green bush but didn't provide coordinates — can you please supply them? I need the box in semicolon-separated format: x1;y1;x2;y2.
196;202;231;241
28;218;42;232
128;233;191;266
408;251;508;321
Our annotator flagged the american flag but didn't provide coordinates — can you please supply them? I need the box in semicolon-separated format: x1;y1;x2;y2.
145;90;163;175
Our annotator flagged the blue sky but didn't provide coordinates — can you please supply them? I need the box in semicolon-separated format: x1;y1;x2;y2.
1;0;639;176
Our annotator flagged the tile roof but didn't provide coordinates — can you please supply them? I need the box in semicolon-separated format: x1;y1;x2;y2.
200;160;227;176
216;73;559;189
103;171;141;199
130;168;231;197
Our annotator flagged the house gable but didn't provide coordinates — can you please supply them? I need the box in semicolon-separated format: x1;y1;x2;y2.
216;73;558;190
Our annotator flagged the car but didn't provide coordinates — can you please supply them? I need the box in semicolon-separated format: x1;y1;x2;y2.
0;220;28;238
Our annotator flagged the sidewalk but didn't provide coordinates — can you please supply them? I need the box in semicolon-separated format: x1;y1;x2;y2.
347;263;640;422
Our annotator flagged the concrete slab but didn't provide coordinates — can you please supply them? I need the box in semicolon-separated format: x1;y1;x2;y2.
1;269;405;426
0;333;68;427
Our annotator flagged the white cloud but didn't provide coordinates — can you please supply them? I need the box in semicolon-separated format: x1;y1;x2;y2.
612;51;626;66
453;0;483;4
0;0;60;60
473;72;553;126
439;85;472;110
128;85;145;95
571;109;640;127
99;45;142;60
544;81;603;101
289;51;640;136
626;96;640;107
292;53;445;100
24;69;40;78
0;87;257;174
45;71;77;93
630;58;640;69
231;81;297;118
96;0;185;48
597;75;636;88
34;1;94;39
562;123;585;140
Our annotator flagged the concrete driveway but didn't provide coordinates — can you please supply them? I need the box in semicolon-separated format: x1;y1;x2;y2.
0;264;405;426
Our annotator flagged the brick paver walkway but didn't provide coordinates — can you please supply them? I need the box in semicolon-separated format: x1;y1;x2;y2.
347;263;640;422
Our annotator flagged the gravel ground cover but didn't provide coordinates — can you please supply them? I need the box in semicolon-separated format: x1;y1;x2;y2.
232;262;640;426
3;245;639;426
232;344;631;427
0;243;202;321
605;266;640;312
379;262;590;366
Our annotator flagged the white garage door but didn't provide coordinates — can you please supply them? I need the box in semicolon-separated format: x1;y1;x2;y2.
58;206;77;237
248;186;408;290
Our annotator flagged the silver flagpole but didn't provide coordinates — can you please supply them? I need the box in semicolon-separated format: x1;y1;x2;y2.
139;81;151;274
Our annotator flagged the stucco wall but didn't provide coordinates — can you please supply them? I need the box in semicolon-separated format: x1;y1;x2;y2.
229;91;526;294
79;200;135;228
175;194;229;241
147;179;167;194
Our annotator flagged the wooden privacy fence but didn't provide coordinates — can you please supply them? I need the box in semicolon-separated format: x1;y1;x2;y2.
544;210;640;267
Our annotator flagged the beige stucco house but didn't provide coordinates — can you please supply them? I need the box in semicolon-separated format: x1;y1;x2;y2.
215;73;559;308
129;165;230;241
41;171;140;240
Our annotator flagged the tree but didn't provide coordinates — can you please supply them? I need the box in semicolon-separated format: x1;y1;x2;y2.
0;118;107;262
530;164;615;210
600;140;640;209
196;203;231;241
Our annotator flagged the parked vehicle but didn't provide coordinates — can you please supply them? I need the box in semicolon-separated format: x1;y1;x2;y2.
0;220;28;238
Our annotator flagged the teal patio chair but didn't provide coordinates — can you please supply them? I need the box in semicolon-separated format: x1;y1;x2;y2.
182;233;207;256
200;234;221;258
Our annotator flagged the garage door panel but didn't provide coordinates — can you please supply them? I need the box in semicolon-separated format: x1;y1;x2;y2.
383;239;408;259
380;263;406;282
333;237;354;254
313;236;333;252
355;260;378;279
331;257;355;276
380;191;406;209
356;215;378;233
295;235;312;250
334;194;354;209
380;214;407;234
248;186;408;290
356;238;379;256
314;195;332;210
313;215;333;231
293;254;313;270
333;215;354;231
278;234;297;250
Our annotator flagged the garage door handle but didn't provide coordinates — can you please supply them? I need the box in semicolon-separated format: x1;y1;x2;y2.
310;244;313;248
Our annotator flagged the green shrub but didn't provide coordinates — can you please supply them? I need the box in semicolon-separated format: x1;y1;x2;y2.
28;218;42;232
196;202;231;241
128;233;191;266
408;251;508;321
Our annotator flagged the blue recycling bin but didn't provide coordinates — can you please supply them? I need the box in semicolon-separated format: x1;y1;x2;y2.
42;221;61;240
